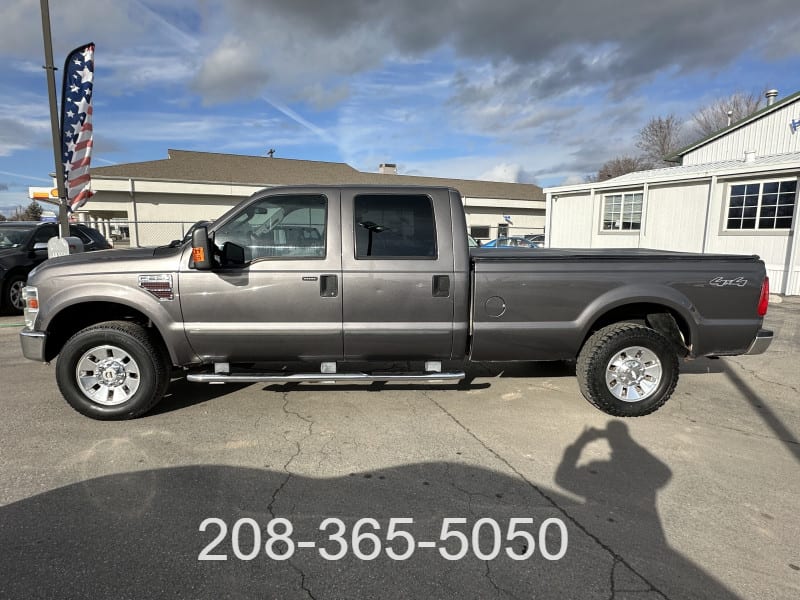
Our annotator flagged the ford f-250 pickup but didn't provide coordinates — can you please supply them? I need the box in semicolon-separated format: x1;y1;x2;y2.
19;185;773;420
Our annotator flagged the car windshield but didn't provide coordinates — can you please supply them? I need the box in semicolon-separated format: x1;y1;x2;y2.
0;225;34;249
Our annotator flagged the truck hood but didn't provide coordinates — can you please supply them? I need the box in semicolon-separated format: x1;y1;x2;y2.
27;245;183;283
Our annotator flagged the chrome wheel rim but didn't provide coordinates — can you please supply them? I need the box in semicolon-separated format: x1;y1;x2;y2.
605;346;662;402
9;280;24;311
75;345;141;405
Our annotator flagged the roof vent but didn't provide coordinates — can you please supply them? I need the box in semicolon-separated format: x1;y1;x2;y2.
765;89;778;106
744;150;756;163
379;163;397;175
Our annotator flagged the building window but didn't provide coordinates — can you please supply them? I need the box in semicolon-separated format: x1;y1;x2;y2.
602;192;642;231
726;180;796;230
498;223;509;238
470;225;490;239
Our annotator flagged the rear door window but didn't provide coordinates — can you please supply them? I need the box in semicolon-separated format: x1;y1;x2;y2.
354;194;436;259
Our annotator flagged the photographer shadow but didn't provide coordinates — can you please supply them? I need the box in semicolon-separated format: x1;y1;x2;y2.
555;421;740;599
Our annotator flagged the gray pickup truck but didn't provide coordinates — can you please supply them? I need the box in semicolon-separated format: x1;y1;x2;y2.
19;185;772;420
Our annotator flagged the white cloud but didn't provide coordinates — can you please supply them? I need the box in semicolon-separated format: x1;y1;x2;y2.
478;163;537;184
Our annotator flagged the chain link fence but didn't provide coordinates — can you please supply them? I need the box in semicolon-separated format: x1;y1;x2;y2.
101;221;202;248
102;220;546;248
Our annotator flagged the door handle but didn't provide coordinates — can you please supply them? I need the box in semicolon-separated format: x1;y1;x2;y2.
320;274;338;297
432;275;450;298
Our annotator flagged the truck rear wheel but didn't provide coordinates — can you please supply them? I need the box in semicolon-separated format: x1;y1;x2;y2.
56;320;170;420
576;322;678;417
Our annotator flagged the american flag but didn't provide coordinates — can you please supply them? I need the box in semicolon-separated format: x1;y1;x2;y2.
60;43;95;212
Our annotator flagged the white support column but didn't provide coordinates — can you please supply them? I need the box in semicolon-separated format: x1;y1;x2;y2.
701;176;717;254
783;175;800;295
639;182;649;248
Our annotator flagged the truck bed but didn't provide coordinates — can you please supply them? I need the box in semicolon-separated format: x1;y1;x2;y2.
468;248;765;361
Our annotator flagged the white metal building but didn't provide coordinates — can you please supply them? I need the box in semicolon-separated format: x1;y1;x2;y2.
32;150;545;246
544;90;800;295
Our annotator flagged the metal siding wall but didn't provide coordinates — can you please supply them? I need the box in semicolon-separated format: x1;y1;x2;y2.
684;103;800;165
788;268;800;295
549;193;593;247
591;231;640;248
639;183;707;252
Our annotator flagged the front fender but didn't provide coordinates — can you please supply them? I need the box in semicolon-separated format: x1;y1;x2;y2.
36;279;196;366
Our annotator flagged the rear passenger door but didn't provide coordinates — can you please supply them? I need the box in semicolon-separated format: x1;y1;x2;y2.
341;189;456;360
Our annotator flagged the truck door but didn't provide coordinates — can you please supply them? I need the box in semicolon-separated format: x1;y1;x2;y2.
341;188;456;360
179;189;343;362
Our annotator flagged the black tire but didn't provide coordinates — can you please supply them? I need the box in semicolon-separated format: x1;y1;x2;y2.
3;273;26;314
576;322;679;417
56;320;170;420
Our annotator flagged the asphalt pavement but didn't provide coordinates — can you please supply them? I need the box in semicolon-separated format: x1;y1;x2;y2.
0;299;798;599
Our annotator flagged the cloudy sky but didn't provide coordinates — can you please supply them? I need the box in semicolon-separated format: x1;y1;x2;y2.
1;0;799;215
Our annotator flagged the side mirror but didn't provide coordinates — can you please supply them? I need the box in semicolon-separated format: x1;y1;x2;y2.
33;242;48;252
190;226;212;270
221;241;245;267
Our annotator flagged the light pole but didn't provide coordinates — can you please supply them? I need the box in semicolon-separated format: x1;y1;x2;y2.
39;0;70;238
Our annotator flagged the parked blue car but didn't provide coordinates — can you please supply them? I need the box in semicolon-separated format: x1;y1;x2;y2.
481;236;542;248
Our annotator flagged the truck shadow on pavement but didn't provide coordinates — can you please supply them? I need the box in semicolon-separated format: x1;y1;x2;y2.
147;376;253;416
155;359;726;414
0;423;740;599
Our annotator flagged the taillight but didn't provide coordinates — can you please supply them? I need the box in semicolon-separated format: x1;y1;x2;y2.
757;276;769;317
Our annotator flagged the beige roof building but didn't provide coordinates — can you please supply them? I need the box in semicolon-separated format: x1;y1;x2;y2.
74;149;545;246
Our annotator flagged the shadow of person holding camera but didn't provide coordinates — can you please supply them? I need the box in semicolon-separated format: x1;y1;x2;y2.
555;421;740;599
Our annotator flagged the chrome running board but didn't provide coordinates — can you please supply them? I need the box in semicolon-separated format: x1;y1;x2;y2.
187;371;465;384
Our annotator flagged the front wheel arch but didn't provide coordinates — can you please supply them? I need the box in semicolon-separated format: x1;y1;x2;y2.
44;301;173;364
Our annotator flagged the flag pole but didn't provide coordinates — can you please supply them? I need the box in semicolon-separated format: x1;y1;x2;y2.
39;0;70;238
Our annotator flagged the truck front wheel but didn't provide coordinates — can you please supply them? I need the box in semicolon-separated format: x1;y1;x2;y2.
56;321;170;420
577;323;679;417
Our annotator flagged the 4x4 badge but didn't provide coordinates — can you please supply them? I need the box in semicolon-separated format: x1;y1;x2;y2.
709;276;748;287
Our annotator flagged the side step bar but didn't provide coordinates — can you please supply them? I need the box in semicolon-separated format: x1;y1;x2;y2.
187;372;466;384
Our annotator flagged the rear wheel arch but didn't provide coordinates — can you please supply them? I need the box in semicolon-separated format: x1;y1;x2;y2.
581;302;693;357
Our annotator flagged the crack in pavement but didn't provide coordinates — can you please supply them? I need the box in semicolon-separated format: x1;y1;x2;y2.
441;461;520;599
484;559;523;600
728;359;800;396
266;392;318;600
673;397;800;447
608;557;619;600
427;395;671;600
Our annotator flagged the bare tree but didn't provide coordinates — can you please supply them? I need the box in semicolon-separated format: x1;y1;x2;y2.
692;91;763;138
586;156;653;183
636;114;684;165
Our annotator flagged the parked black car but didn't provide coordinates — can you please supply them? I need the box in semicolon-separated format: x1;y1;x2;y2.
0;222;112;313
